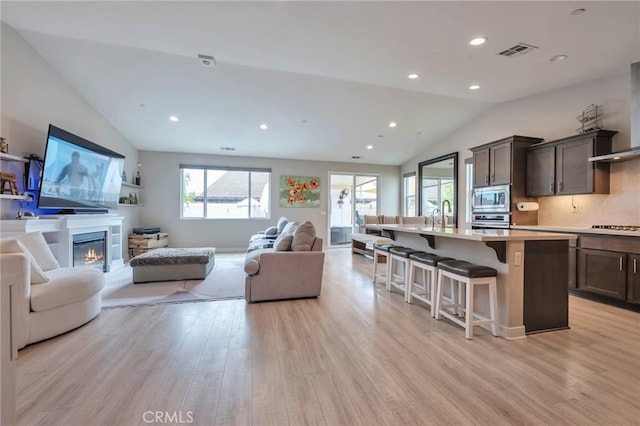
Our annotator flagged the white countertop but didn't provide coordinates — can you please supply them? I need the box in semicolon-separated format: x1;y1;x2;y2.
366;224;577;242
511;225;640;238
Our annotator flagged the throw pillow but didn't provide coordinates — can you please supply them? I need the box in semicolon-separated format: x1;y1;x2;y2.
0;238;50;284
292;221;316;251
16;232;60;271
274;235;294;252
280;221;299;236
276;216;289;234
264;226;278;236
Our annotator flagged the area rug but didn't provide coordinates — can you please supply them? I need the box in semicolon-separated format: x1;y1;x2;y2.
102;253;246;308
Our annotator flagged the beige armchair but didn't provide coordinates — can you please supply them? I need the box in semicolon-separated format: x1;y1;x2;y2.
0;237;105;349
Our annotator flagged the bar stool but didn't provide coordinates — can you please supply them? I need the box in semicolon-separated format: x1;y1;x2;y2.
372;243;394;283
387;247;422;296
435;260;498;339
406;253;453;316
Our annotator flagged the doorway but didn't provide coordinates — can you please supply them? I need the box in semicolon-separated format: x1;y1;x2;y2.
328;173;379;246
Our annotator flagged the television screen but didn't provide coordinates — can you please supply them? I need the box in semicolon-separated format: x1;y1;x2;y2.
38;125;125;211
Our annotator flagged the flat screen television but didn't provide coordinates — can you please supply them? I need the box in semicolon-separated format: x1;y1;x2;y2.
37;124;125;212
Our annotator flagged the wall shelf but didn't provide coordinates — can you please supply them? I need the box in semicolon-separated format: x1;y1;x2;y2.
118;203;142;207
0;194;32;201
121;182;143;189
0;153;28;163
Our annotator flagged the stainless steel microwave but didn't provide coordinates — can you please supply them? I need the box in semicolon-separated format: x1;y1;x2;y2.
471;184;511;213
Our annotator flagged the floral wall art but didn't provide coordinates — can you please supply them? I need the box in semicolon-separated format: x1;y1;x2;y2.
280;175;320;208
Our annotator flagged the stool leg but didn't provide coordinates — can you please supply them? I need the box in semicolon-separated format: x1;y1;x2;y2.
489;278;499;337
406;261;414;303
465;280;474;340
428;268;435;318
372;250;379;283
386;256;393;291
434;270;443;319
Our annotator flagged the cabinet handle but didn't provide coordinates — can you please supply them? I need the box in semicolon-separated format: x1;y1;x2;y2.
485;176;489;185
560;181;564;191
550;182;554;193
634;258;637;274
619;257;623;271
490;174;495;183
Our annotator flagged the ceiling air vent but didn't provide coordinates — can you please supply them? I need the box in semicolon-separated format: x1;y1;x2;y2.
498;43;539;57
220;146;235;151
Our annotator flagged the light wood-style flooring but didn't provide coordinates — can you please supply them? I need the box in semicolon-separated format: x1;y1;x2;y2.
16;248;640;425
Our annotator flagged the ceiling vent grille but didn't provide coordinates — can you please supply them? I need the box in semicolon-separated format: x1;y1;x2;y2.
220;146;235;151
498;43;539;57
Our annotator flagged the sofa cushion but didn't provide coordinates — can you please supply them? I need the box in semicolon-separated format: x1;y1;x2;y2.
31;267;105;312
244;247;273;275
16;232;60;271
0;238;50;284
292;221;316;251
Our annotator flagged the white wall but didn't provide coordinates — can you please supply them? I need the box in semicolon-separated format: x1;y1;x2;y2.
139;151;400;250
402;71;639;227
0;23;140;238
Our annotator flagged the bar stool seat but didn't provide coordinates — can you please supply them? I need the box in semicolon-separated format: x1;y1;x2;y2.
435;260;499;339
387;247;422;296
372;243;395;283
406;253;453;315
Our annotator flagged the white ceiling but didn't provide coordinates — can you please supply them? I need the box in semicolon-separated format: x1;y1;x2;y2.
2;1;639;165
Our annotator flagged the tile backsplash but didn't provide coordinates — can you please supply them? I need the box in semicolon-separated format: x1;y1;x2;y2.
537;161;640;227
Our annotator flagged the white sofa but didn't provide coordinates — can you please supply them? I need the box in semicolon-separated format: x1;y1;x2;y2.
0;233;105;349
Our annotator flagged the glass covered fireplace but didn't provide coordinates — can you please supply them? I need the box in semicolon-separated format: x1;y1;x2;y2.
72;231;107;271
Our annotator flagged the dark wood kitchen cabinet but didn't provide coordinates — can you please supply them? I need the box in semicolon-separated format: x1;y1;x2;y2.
578;249;627;300
526;129;617;197
576;234;640;304
627;254;640;304
471;135;543;188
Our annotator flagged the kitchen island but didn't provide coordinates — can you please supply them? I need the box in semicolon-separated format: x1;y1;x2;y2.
367;224;577;339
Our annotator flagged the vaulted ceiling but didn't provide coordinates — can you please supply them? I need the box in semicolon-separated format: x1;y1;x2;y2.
2;1;639;165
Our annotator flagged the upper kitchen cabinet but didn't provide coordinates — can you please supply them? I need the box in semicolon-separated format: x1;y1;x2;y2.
526;130;617;197
471;135;543;188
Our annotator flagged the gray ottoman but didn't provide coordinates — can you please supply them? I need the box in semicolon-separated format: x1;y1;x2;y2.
130;247;216;283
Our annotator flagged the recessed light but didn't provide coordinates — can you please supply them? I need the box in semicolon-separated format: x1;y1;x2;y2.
169;115;179;122
389;122;397;128
571;8;586;15
613;156;621;160
549;54;568;62
259;123;268;130
470;37;487;46
366;145;373;150
407;73;420;79
139;103;145;108
417;131;422;135
377;135;384;138
469;84;481;90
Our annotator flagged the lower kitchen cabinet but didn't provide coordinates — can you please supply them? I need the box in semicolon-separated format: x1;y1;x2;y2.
578;249;627;300
575;235;640;305
628;254;640;303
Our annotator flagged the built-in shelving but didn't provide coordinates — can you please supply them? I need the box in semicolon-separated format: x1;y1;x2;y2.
0;153;28;163
0;194;32;201
121;182;143;189
117;203;142;207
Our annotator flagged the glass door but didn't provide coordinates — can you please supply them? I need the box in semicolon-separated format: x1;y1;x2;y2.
329;173;378;246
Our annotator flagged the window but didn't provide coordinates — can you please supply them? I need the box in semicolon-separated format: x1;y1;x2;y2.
180;166;271;219
403;172;416;216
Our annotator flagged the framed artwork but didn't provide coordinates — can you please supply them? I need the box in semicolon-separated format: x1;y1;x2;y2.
280;175;320;208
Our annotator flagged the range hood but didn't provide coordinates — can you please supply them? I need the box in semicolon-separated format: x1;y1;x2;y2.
588;146;640;162
589;62;640;163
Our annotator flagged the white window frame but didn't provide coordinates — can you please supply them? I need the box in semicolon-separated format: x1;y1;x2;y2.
180;165;271;220
403;172;416;216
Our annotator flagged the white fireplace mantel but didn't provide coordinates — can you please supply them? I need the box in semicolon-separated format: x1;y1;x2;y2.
0;215;124;271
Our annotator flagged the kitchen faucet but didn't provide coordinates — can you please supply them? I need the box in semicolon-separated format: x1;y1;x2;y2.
441;199;452;228
431;208;441;227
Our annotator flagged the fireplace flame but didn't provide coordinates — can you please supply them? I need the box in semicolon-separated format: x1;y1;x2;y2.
84;248;104;264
